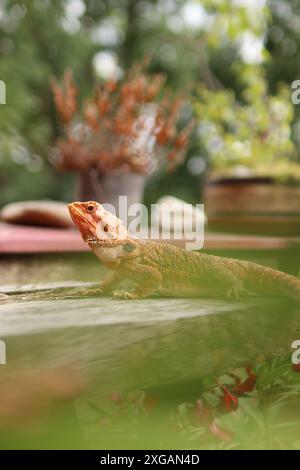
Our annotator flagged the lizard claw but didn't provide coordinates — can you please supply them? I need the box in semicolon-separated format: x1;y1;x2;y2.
112;290;140;300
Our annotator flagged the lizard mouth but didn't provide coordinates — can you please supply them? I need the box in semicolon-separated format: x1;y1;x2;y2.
68;204;97;231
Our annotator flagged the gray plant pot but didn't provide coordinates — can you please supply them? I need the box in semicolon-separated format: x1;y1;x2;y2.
76;169;146;215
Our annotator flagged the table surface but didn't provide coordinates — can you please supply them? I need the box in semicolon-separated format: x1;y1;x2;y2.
1;222;300;253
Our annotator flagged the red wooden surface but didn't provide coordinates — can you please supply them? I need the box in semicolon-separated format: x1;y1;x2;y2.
0;222;300;254
0;223;88;253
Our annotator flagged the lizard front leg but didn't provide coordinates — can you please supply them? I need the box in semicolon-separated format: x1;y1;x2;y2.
112;264;162;300
98;272;123;294
45;273;122;300
69;272;122;297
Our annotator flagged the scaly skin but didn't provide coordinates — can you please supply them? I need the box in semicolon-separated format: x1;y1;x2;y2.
68;201;300;303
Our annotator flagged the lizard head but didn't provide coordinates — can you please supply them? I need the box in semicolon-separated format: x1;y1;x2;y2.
68;201;140;263
68;201;129;246
68;201;139;261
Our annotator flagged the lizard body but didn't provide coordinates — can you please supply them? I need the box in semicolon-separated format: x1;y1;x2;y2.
68;201;300;303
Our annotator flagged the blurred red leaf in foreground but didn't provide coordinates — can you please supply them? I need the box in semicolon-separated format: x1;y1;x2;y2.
220;385;239;413
231;366;257;395
209;419;233;442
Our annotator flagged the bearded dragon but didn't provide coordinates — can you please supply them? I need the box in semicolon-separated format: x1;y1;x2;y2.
68;201;300;303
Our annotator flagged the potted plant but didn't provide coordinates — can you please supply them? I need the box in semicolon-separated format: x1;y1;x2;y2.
195;66;300;235
50;65;193;212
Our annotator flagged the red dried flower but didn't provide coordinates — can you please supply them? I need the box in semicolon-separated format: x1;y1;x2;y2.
50;69;78;124
50;63;193;175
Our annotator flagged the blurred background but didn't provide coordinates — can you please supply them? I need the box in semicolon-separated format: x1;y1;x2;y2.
1;0;300;210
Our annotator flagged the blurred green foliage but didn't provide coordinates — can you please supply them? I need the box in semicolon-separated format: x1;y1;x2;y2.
195;67;300;183
193;0;300;183
1;0;300;206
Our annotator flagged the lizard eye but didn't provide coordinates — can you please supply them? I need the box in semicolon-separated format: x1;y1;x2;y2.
87;205;95;213
103;224;109;232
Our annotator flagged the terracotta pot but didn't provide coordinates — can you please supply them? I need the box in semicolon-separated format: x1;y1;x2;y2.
204;176;300;236
76;169;146;215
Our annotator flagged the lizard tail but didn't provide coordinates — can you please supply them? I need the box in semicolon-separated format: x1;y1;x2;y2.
245;263;300;304
279;275;300;304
